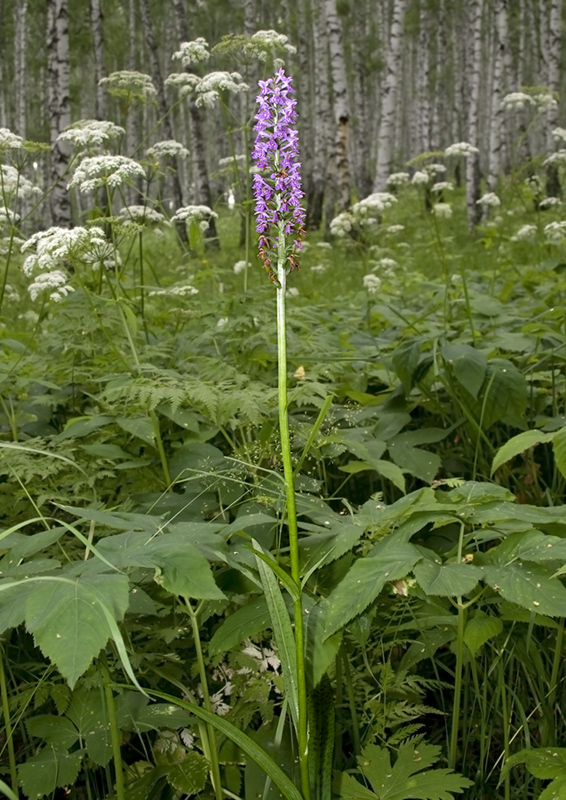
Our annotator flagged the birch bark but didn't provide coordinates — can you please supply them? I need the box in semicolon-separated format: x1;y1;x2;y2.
546;0;563;197
374;0;406;190
90;0;106;120
307;2;332;229
47;0;72;226
15;0;27;137
465;0;483;229
417;1;431;153
324;0;350;211
487;0;507;191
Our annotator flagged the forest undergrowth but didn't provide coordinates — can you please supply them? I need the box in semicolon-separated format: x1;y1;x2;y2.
3;58;566;800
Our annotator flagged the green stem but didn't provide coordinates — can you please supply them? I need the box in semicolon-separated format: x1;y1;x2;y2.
100;655;126;800
276;249;310;800
0;644;18;794
184;599;223;800
448;602;466;771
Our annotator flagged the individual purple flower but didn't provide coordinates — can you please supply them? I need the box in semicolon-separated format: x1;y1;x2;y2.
252;68;306;283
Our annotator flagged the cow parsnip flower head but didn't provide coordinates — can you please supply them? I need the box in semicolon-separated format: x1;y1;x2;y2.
0;128;24;152
171;205;218;231
329;211;355;237
119;205;169;226
0;164;40;198
544;150;566;167
544;221;566;243
386;172;410;188
68;155;145;193
172;38;210;67
433;202;453;219
99;71;157;102
501;92;534;111
252;68;306;282
146;140;189;160
444;142;479;157
477;192;501;208
166;70;248;107
58;120;125;149
353;193;397;218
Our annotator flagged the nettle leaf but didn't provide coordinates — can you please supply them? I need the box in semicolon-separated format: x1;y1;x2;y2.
24;573;130;688
482;563;566;617
321;538;420;639
488;530;566;565
337;741;472;800
463;613;503;656
491;429;554;475
413;560;480;597
18;747;84;800
26;715;79;751
209;596;270;657
168;752;209;795
388;437;441;483
442;344;488;399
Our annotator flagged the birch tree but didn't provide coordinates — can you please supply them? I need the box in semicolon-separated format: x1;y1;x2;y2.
306;2;332;228
465;0;483;229
90;0;106;120
374;0;406;190
546;0;563;197
487;0;508;190
47;0;72;226
324;0;350;212
15;0;28;137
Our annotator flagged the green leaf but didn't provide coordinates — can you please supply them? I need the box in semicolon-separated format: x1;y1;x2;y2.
388;438;441;483
24;573;130;688
0;581;29;634
26;716;79;751
65;688;113;766
413;560;480;597
146;689;304;800
392;340;421;393
209;596;270;657
442;344;488;399
18;747;84;800
491;429;554;475
308;674;334;800
463;613;503;656
321;538;420;639
116;415;155;445
504;747;566;780
254;542;299;727
56;414;114;440
475;359;527;429
553;427;566;481
482;563;566;617
168;752;209;795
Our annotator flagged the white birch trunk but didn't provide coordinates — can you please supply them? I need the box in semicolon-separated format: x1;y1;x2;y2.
324;0;350;211
546;0;563;196
308;2;332;229
466;0;483;229
374;0;406;190
47;0;72;227
90;0;106;120
15;0;27;137
417;1;431;153
487;0;506;191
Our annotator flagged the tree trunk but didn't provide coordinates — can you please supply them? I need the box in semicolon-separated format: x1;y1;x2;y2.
171;0;218;245
487;0;507;191
324;0;350;212
307;1;332;229
47;0;72;227
417;1;431;153
374;0;406;190
14;0;27;137
466;0;483;230
90;0;106;120
546;0;563;198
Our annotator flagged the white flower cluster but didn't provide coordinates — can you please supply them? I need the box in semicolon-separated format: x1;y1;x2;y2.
385;224;405;234
539;197;561;209
148;283;199;297
245;29;296;61
0;208;20;225
511;224;537;241
218;154;246;169
146;140;190;159
119;205;168;224
58;120;125;149
363;273;382;293
353;192;397;218
233;260;249;275
375;257;398;269
444;142;479;157
553;128;566;143
432;181;454;192
28;270;74;303
501;92;533;110
99;70;157;101
544;150;566;167
1;164;40;198
0;128;24;151
167;71;248;107
433;202;453;218
412;170;429;185
171;204;218;229
544;221;566;243
534;93;558;110
172;38;210;67
82;239;122;271
477;192;501;207
68;155;145;193
386;172;410;187
329;211;356;236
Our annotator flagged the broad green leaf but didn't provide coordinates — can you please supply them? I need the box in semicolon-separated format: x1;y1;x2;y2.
26;715;79;751
55;414;114;440
337;773;379;800
388;438;441;483
413;560;480;597
65;688;113;766
491;429;554;475
147;688;304;800
303;600;341;689
474;359;527;429
0;581;30;634
553;426;566;481
392;340;421;393
321;538;420;639
503;747;566;780
489;530;566;565
25;573;130;688
168;752;209;795
464;613;503;656
18;747;84;799
309;675;334;800
482;563;566;617
254;543;299;726
157;403;200;433
209;596;270;657
442;344;488;399
116;415;155;445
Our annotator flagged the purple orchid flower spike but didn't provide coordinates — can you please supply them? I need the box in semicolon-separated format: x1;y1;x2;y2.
252;68;306;283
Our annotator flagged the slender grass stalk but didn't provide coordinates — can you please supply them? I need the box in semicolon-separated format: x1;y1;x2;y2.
183;598;224;800
100;655;126;800
449;522;467;772
0;644;18;794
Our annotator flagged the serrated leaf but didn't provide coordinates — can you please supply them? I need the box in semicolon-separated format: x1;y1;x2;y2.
464;613;503;656
413;560;480;597
25;715;79;751
504;747;566;780
553;427;566;481
491;429;554;475
116;415;155;445
168;752;209;795
65;688;113;766
482;563;566;617
442;344;488;399
474;359;527;429
18;747;84;800
388;438;441;483
24;573;130;688
321;538;420;639
209;596;270;657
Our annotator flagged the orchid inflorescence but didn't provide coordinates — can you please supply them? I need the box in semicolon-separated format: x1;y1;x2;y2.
252;68;306;283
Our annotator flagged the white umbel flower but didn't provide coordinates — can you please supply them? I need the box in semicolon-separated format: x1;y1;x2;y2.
58;120;125;149
544;221;566;243
22;226;107;276
386;172;410;187
171;204;218;230
511;224;537;242
353;192;397;217
68;155;145;193
363;273;382;293
477;192;501;207
433;202;453;218
0;128;24;151
411;170;430;185
172;38;210;67
444;142;479;157
501;92;534;110
146;140;189;159
28;270;74;302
